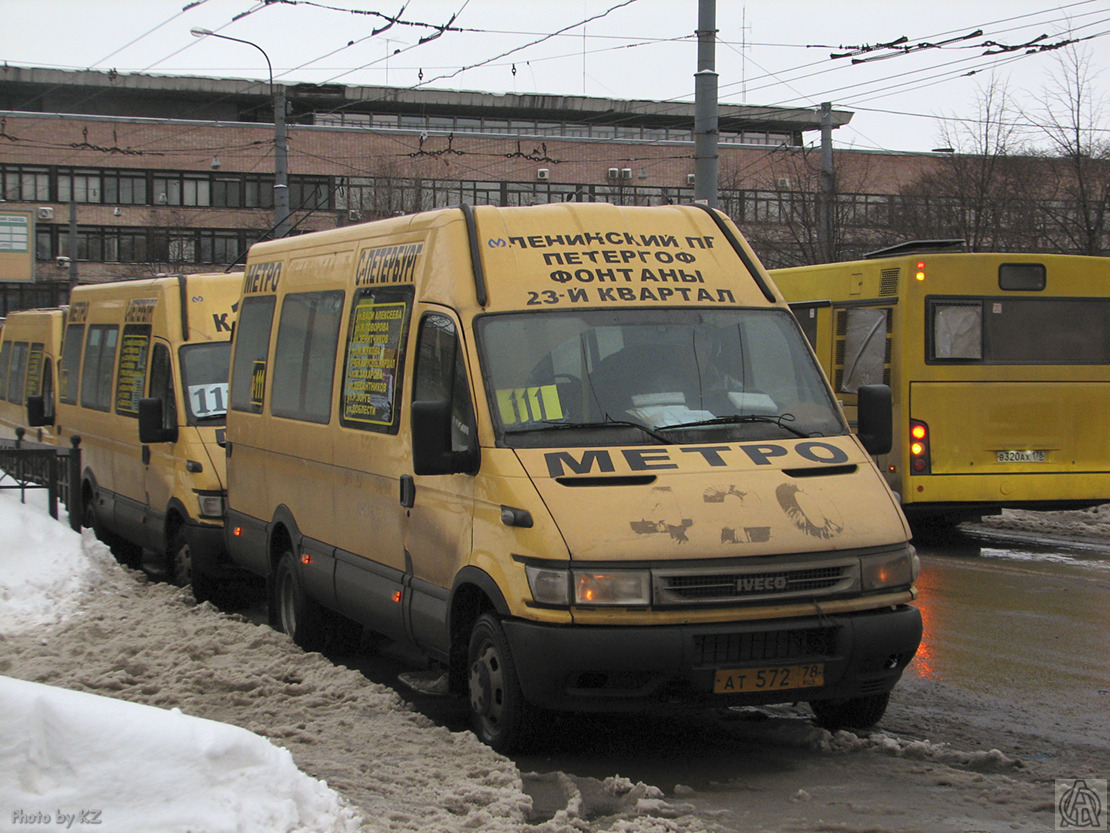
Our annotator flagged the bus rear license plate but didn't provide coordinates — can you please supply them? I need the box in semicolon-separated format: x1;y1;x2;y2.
997;450;1046;463
713;663;824;694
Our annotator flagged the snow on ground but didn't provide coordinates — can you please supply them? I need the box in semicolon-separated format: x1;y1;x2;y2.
0;492;694;833
1;489;1104;833
976;502;1110;540
1;675;361;833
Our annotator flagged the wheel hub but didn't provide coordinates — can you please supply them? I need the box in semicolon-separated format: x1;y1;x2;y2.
468;645;503;723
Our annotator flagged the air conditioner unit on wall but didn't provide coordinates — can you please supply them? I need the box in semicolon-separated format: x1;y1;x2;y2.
536;168;550;181
607;167;620;179
776;177;792;189
37;206;54;220
686;173;696;186
620;168;633;180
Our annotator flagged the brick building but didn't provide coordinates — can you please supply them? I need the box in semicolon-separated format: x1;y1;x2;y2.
0;64;941;310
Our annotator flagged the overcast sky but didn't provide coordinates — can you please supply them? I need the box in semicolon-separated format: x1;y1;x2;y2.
1;0;1106;153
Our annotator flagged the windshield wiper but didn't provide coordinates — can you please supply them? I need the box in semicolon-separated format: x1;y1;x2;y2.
505;418;672;444
659;413;813;439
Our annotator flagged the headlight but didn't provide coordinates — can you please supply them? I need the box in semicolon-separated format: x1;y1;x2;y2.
196;493;226;519
860;546;918;591
524;565;652;606
525;564;570;606
573;570;651;606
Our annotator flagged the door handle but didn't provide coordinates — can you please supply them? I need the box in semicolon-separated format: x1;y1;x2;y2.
141;445;151;465
399;474;415;508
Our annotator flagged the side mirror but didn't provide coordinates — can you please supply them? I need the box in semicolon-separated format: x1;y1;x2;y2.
27;395;53;427
856;384;892;456
138;398;178;444
412;399;479;475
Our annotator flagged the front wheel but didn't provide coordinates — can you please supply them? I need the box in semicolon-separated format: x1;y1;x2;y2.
273;550;328;653
810;692;890;731
467;612;532;753
170;527;216;604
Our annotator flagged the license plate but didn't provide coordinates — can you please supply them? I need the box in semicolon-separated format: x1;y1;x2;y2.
997;449;1046;463
713;663;824;694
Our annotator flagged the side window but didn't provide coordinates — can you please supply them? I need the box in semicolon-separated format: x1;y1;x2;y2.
839;307;889;393
6;342;28;404
80;325;119;411
0;341;10;400
271;290;344;424
25;342;46;399
58;324;85;405
148;343;176;430
114;324;152;417
230;295;276;413
413;313;474;453
40;359;55;422
340;286;413;433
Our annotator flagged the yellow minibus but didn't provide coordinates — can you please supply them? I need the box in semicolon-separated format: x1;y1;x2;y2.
226;203;921;751
31;274;240;599
0;308;64;443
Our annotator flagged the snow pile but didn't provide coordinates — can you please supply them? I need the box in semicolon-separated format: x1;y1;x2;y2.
0;675;362;833
821;729;1021;771
0;495;112;636
975;504;1110;540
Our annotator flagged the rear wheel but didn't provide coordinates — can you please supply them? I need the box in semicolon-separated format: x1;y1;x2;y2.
273;550;328;653
467;612;532;752
810;692;890;731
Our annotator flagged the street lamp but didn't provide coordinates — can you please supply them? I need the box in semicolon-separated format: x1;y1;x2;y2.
190;27;290;238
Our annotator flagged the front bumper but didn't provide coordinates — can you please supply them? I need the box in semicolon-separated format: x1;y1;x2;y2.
503;604;922;712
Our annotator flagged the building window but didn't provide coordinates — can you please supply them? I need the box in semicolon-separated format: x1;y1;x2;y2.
243;175;274;209
1;166;50;201
289;176;330;211
199;231;243;264
102;171;147;205
57;169;102;203
212;177;242;208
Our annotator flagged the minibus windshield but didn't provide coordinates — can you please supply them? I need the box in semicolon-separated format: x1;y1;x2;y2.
180;342;232;424
476;308;846;447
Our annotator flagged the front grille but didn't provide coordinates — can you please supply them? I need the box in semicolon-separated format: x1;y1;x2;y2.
693;627;837;664
654;558;858;606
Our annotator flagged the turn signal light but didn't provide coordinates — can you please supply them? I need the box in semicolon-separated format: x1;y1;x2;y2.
909;419;931;474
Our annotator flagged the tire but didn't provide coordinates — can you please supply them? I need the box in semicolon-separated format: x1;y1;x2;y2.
170;527;216;604
273;550;328;653
810;692;890;731
467;612;532;753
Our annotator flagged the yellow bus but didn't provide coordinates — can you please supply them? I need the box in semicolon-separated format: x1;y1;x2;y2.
770;242;1110;526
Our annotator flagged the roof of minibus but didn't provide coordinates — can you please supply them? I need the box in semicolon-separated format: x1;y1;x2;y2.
244;203;782;315
0;307;65;343
68;273;242;343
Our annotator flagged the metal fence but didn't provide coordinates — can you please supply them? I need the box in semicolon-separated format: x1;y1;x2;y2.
0;431;82;531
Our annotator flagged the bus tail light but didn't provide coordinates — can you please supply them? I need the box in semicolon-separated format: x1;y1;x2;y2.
914;260;926;281
909;420;930;474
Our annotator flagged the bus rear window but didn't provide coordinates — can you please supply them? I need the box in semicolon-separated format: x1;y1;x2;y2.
999;263;1046;291
929;297;1110;364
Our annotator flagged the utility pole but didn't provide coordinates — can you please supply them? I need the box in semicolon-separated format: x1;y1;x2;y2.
67;203;78;290
693;0;718;207
818;102;835;262
191;28;290;238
